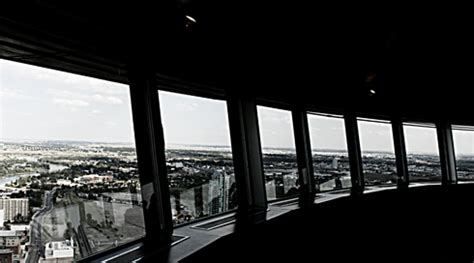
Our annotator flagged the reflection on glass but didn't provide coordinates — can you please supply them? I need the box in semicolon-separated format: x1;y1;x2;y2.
452;127;474;181
159;91;236;226
0;59;145;262
307;113;351;192
358;119;397;186
257;106;298;201
403;123;441;182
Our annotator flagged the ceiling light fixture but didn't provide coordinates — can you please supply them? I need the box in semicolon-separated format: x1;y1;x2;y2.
185;15;196;23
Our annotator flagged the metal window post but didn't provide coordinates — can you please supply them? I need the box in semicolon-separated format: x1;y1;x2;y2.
436;121;458;185
344;112;364;195
128;63;173;247
291;105;315;207
226;91;267;224
391;118;409;189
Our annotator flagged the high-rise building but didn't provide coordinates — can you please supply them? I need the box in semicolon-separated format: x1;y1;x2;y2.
265;180;276;200
332;157;339;169
207;170;233;215
274;173;285;198
0;199;29;222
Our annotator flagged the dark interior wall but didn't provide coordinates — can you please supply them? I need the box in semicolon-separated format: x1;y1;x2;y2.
181;185;474;262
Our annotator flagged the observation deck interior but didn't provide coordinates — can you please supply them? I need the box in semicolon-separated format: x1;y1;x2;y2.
2;2;474;262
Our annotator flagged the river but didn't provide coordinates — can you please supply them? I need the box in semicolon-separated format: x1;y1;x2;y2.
0;163;68;188
0;172;39;187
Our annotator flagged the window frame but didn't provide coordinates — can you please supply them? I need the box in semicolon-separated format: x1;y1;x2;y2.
306;111;353;193
356;117;398;188
256;102;301;203
157;89;239;227
402;121;443;185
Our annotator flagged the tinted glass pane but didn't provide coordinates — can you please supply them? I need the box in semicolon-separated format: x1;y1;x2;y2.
159;91;236;226
307;114;351;192
358;119;397;186
0;59;145;262
403;124;441;183
257;106;298;200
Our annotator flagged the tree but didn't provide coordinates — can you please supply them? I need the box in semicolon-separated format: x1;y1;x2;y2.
14;213;25;223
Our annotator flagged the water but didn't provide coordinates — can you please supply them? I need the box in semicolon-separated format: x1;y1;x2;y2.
0;172;39;187
0;163;67;188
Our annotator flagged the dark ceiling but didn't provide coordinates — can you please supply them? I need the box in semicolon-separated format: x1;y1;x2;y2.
1;1;473;124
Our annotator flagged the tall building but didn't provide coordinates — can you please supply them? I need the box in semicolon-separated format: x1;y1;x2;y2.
207;170;233;215
193;185;204;217
265;180;276;200
332;157;339;170
274;173;285;198
0;199;29;222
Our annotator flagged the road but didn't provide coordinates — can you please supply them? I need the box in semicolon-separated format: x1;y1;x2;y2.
26;187;57;263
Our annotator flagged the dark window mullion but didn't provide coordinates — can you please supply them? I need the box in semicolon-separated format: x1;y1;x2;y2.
344;112;364;195
128;64;173;247
391;118;410;188
292;106;315;206
226;93;267;222
436;121;458;185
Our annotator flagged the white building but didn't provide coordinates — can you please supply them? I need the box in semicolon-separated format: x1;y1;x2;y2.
9;224;30;232
40;240;74;263
74;174;113;184
0;210;4;227
0;198;29;222
0;230;22;255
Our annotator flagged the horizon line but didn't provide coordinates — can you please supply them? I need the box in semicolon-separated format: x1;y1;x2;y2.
2;139;472;156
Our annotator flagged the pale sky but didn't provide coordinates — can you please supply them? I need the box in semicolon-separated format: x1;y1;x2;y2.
403;125;439;155
308;114;347;151
358;120;395;153
453;130;474;157
0;59;135;143
1;59;473;155
159;91;231;147
257;106;296;149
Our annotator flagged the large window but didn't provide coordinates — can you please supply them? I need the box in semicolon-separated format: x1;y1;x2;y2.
257;106;298;201
0;59;145;262
159;91;236;226
452;125;474;181
307;113;351;192
357;118;397;186
403;123;441;183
